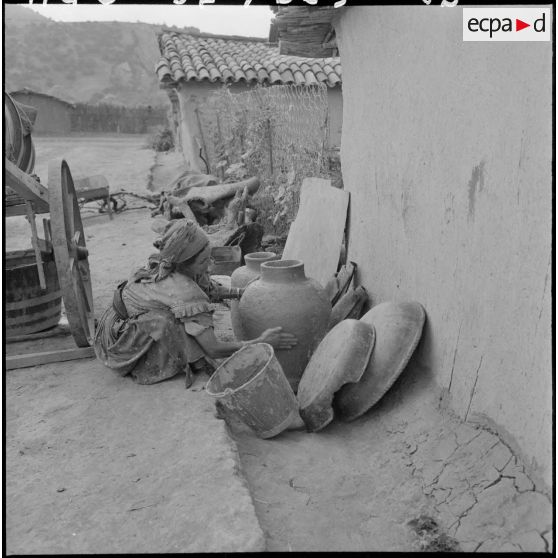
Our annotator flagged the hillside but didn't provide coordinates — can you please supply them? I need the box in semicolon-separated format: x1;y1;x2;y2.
4;5;198;107
4;3;52;25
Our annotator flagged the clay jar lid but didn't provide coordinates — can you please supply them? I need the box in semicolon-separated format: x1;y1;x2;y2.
296;319;376;432
333;301;425;422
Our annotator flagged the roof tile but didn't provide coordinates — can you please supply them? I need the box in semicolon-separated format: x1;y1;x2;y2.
314;70;327;83
245;69;257;82
221;68;234;82
197;68;210;81
208;67;221;81
185;68;198;81
292;70;306;86
269;69;282;84
157;31;341;88
280;69;295;84
303;70;317;85
257;68;268;82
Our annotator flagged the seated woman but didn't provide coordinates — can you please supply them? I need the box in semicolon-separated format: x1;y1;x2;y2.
94;218;296;386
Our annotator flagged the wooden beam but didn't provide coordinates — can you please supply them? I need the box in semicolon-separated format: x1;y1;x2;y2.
5;323;71;344
25;200;47;290
6;346;96;370
5;158;50;212
5;204;31;217
5;242;53;262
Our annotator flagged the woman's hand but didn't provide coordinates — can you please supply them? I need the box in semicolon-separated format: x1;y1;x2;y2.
196;326;296;359
257;327;297;350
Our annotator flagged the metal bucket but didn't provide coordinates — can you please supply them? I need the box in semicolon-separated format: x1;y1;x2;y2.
205;343;299;439
5;249;62;336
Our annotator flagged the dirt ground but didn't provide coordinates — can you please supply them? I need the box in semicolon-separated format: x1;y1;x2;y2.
5;135;553;553
6;136;266;554
31;133;155;196
228;365;553;552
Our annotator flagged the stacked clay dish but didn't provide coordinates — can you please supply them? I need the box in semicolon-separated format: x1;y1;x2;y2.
296;300;426;432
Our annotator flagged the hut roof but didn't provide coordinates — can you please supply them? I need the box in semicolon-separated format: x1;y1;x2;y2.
156;30;341;88
270;6;339;58
9;88;76;108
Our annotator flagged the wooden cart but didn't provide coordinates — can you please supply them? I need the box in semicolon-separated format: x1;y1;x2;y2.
5;92;96;368
6;158;95;347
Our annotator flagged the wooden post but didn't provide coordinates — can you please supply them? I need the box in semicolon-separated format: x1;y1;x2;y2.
106;192;114;220
215;113;225;181
6;346;96;370
25;201;47;290
237;185;250;226
42;218;51;245
194;107;210;174
5;158;50;212
267;118;274;177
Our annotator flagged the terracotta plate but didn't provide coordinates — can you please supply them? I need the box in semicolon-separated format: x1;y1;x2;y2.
333;301;426;422
297;319;376;432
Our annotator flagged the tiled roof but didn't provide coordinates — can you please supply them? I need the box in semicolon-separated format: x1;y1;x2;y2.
156;31;342;88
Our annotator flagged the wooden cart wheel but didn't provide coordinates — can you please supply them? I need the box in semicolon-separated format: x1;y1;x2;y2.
20;134;35;175
4;92;24;168
48;158;95;347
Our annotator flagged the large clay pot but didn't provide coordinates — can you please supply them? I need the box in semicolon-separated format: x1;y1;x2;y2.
238;259;331;393
230;251;277;340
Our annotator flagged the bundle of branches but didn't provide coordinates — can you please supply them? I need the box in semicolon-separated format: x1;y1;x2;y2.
153;174;260;228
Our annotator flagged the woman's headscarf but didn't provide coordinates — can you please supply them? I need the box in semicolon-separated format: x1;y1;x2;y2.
131;219;209;283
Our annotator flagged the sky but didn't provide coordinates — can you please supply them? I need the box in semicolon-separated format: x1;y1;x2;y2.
25;3;275;37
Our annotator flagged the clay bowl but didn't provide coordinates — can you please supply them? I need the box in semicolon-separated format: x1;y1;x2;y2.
297;319;376;432
333;301;425;422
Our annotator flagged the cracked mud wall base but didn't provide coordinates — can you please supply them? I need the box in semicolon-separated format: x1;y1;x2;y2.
229;360;553;552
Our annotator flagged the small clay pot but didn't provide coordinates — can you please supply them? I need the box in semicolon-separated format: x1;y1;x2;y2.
238;259;331;393
230;252;277;340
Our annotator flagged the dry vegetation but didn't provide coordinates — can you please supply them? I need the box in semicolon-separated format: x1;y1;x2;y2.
197;84;340;237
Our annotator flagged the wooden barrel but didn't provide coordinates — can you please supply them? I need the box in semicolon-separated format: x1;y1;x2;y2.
5;249;62;336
